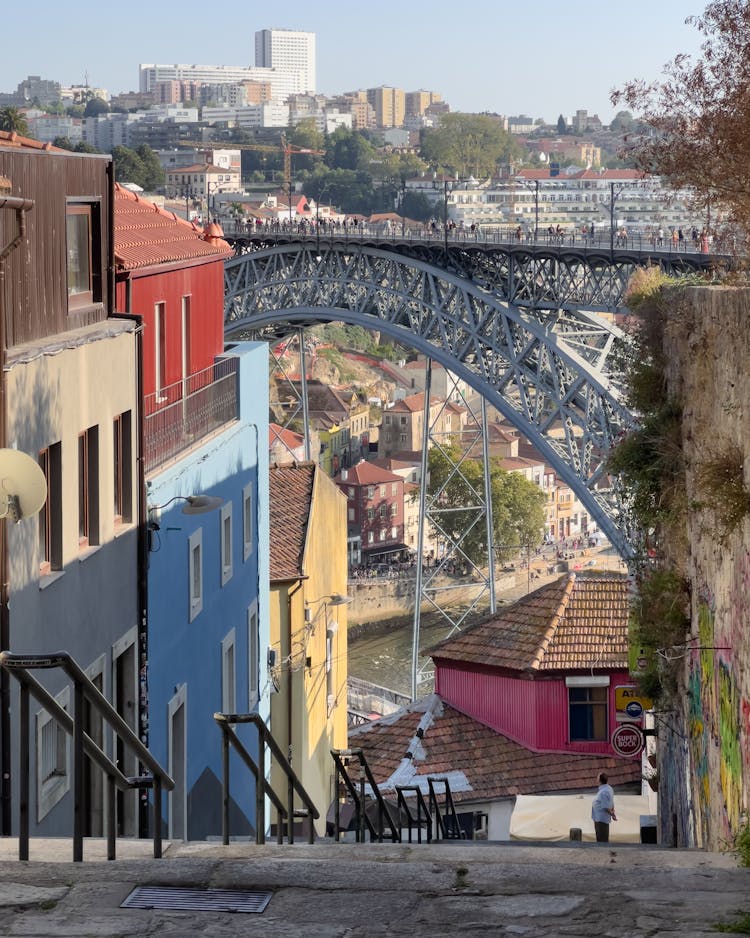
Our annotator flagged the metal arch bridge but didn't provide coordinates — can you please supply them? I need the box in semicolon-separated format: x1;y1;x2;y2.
222;233;724;558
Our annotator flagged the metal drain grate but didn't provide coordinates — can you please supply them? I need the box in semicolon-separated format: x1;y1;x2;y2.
121;885;272;913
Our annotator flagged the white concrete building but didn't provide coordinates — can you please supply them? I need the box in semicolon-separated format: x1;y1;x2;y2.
255;28;316;94
139;64;303;103
201;103;290;128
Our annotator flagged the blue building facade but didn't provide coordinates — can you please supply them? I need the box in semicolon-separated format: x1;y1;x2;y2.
145;342;270;840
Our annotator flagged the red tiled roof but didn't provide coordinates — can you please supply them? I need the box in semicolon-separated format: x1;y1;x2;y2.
430;573;630;672
388;392;440;413
350;695;641;803
114;183;232;271
269;423;304;449
0;131;59;151
269;463;315;582
336;459;402;486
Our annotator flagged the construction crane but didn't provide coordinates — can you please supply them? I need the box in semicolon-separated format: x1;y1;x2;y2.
180;134;324;194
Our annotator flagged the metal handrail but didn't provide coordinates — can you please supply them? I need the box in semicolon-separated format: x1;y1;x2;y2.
223;222;738;263
213;712;319;845
330;748;399;843
0;650;174;862
395;785;433;844
427;776;466;841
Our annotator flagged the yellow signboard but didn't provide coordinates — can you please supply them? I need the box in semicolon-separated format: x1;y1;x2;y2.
614;685;653;723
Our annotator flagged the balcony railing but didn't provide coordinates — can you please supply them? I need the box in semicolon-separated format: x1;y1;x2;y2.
145;358;238;473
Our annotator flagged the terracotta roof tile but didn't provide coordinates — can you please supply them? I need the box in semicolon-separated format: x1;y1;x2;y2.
269;463;315;581
114;183;231;270
350;695;641;803
429;573;630;672
335;459;403;486
0;131;60;151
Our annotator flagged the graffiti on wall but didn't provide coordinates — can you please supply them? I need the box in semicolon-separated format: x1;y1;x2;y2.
688;597;746;843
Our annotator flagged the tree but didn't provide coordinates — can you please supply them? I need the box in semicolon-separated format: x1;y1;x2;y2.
426;444;546;566
83;97;110;118
420;113;522;178
325;127;377;172
135;144;165;190
612;0;750;234
556;114;567;135
0;107;29;135
111;145;164;190
286;117;324;153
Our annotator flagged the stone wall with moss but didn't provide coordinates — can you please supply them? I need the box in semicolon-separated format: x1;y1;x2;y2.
660;285;750;850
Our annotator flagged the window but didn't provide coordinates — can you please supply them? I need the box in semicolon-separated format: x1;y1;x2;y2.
380;485;386;497
39;443;62;575
391;526;398;539
78;425;99;548
221;628;236;714
326;625;335;712
113;412;133;525
242;483;253;561
155;302;167;400
367;531;374;545
568;684;608;741
367;508;375;521
367;486;374;500
66;202;101;312
379;504;387;519
188;529;203;621
220;502;233;586
390;504;397;517
36;686;70;820
379;529;386;542
391;484;397;495
247;601;259;709
348;507;355;522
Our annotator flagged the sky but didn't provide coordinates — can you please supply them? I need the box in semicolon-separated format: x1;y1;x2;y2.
3;0;708;122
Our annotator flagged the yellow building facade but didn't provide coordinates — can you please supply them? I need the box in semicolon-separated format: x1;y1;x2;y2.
269;463;349;837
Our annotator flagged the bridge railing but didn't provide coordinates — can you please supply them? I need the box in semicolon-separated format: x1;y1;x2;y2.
222;220;737;259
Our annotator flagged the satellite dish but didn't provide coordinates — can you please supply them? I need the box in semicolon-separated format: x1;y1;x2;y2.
0;449;47;523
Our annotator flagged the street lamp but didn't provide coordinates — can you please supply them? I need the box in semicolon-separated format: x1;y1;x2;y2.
434;175;455;261
517;177;540;241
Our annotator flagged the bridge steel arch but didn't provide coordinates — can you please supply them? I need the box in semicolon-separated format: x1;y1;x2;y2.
224;242;635;556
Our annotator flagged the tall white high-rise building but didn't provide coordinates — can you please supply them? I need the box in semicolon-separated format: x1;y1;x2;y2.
255;28;316;95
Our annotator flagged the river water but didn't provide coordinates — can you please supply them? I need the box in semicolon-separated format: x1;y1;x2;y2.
347;545;627;698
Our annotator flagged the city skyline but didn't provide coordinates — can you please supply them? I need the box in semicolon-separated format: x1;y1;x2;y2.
3;0;705;121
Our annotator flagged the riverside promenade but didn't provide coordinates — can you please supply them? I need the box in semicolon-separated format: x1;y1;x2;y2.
0;838;746;937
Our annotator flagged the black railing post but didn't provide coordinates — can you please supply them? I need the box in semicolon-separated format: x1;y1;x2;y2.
152;779;162;858
221;727;230;845
255;732;265;845
72;679;84;862
287;773;294;844
19;683;29;861
358;764;365;843
106;774;116;860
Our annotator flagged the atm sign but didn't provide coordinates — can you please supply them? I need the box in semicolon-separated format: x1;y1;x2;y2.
615;685;653;723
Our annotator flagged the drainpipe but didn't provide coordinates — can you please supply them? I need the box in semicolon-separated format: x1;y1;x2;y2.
109;305;146;836
285;580;305;769
0;193;35;836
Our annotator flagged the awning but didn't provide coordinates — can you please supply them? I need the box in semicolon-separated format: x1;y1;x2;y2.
510;793;653;843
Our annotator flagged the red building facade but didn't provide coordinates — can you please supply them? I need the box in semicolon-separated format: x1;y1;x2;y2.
432;573;637;757
335;458;405;562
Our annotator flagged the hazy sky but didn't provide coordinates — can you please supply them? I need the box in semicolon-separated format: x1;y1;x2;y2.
4;0;706;121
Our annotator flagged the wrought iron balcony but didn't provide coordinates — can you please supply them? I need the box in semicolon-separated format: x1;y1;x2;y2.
144;358;238;473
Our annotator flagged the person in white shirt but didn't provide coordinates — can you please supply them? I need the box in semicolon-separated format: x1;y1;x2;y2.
591;772;617;842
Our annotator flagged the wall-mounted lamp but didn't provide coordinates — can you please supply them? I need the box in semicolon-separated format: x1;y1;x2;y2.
304;593;351;624
147;493;224;550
